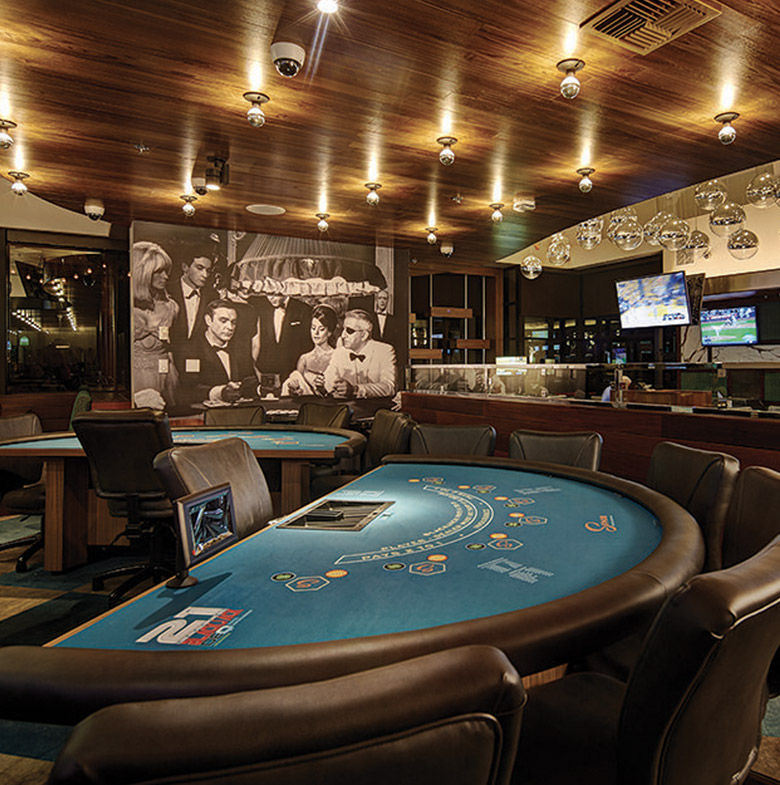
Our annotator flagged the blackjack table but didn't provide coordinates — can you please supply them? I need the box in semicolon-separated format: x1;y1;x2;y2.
45;455;703;689
0;425;364;571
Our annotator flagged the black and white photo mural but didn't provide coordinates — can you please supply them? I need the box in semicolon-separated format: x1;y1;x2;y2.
130;221;408;416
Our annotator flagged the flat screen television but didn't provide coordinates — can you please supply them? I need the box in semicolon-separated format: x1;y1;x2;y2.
615;271;691;329
700;306;758;346
167;482;238;588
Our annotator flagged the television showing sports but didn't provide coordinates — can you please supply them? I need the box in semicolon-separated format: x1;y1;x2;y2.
700;306;758;346
168;483;238;588
615;272;691;329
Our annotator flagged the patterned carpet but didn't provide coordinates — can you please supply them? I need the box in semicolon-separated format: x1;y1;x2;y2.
0;516;779;784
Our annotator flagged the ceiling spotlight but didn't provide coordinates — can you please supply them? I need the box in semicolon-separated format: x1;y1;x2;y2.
317;0;338;12
133;142;150;155
576;167;595;193
205;156;229;191
365;182;381;206
0;120;17;149
8;170;29;196
489;203;504;224
316;212;330;232
243;91;270;127
715;111;739;145
425;226;438;245
556;58;585;100
180;194;197;217
436;136;457;166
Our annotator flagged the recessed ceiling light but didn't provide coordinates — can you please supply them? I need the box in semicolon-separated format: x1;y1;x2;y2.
317;0;338;13
245;204;286;216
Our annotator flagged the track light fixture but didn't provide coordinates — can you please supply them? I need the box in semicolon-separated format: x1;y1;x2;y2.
0;120;16;149
576;167;595;193
436;136;457;166
180;194;197;217
489;202;504;224
365;182;381;206
316;212;329;232
425;226;438;244
556;58;585;99
8;170;29;196
714;111;739;145
243;91;270;127
205;156;229;191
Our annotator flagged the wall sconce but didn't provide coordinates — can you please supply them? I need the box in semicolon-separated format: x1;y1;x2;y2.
436;136;457;166
365;182;381;206
180;194;197;217
0;120;16;149
714;111;739;145
489;202;504;224
425;226;438;244
576;167;595;193
243;91;270;127
8;170;29;196
556;59;585;99
316;212;330;232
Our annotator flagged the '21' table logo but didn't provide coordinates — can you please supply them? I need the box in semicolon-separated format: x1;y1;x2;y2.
585;514;617;533
136;606;250;647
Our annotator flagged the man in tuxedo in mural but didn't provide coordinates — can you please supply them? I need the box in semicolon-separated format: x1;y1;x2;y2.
373;288;390;339
185;300;255;405
324;309;396;399
169;256;218;368
256;294;313;383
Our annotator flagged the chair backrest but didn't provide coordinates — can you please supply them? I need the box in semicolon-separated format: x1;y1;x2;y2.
618;533;780;785
722;466;780;569
364;409;415;469
409;423;496;457
0;413;44;485
68;388;92;430
154;437;272;540
204;405;266;427
646;441;740;571
296;402;351;429
72;409;174;518
507;429;603;471
47;645;525;785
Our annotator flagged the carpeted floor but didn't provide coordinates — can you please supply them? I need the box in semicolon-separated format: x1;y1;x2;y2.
0;515;779;784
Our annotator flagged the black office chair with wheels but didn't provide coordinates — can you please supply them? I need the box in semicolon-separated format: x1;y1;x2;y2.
577;440;740;680
154;437;273;541
47;645;525;785
409;423;496;457
514;532;780;785
508;429;603;471
204;404;266;427
72;409;175;607
0;413;46;572
296;401;352;429
310;409;415;496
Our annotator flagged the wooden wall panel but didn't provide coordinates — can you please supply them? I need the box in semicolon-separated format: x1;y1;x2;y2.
402;392;780;484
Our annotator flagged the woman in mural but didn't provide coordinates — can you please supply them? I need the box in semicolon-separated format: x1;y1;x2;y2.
281;303;339;397
132;241;180;409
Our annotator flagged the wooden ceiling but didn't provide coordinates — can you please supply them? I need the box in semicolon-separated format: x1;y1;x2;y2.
0;0;778;269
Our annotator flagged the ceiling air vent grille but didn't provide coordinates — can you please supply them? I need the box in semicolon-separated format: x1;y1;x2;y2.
581;0;722;55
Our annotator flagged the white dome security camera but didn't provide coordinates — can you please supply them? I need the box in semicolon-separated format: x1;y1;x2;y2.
192;176;208;196
270;42;306;78
84;198;105;221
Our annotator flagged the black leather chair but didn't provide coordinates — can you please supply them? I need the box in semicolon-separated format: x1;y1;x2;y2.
310;409;415;496
409;423;496;457
72;409;175;607
47;645;525;785
508;429;603;471
68;387;92;430
154;437;273;541
577;440;740;680
296;401;352;429
0;413;46;572
514;532;780;785
203;404;266;426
